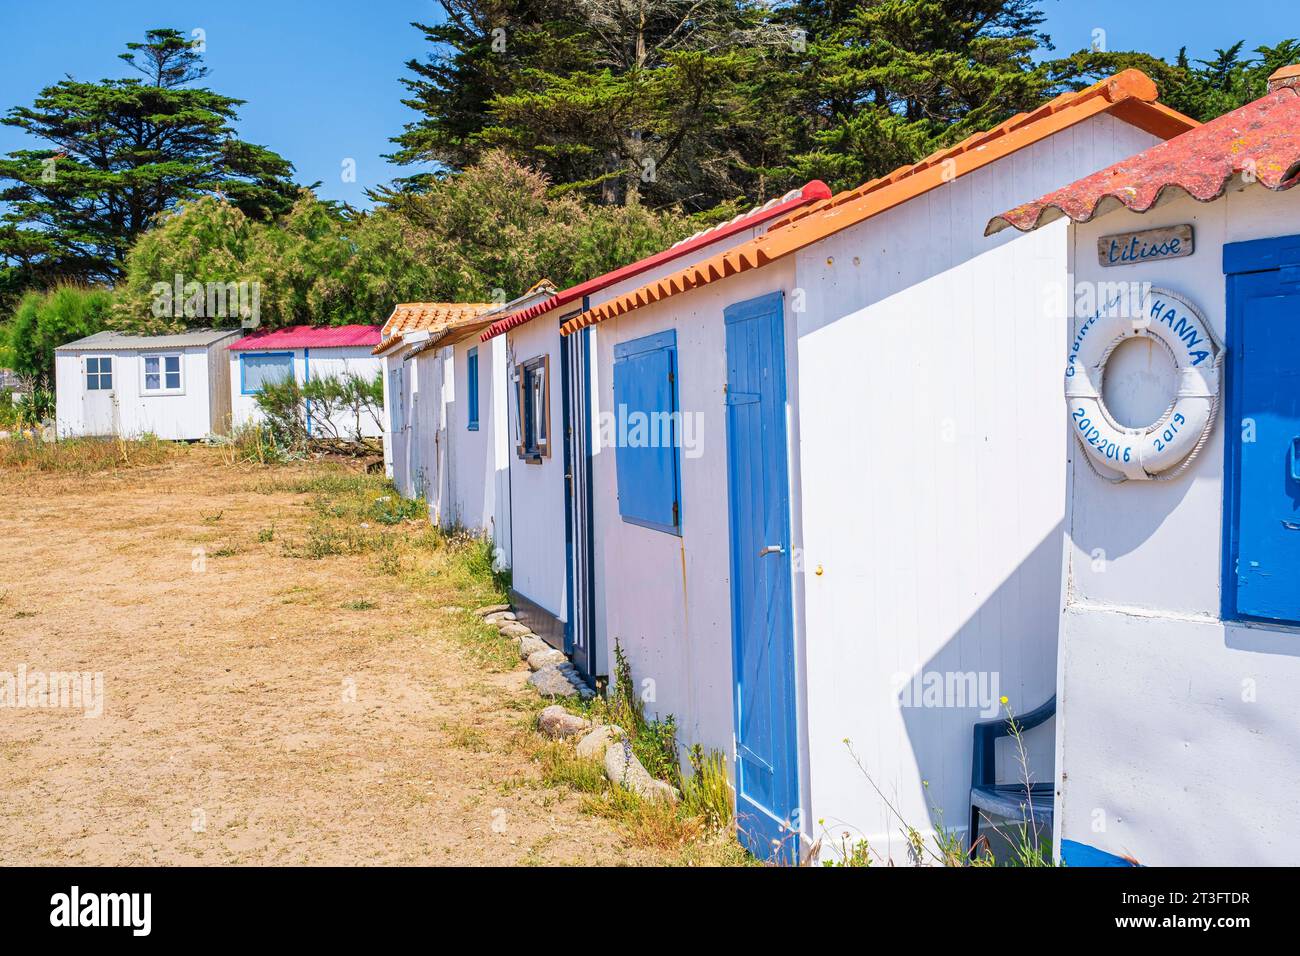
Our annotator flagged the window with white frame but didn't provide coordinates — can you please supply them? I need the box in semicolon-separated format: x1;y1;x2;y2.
143;354;183;393
85;355;113;390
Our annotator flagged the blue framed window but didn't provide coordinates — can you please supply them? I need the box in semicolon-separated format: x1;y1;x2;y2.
85;355;113;391
611;329;681;535
240;352;294;395
467;346;480;431
1223;233;1300;626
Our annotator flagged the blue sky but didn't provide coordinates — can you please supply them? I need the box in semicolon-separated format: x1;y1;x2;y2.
0;1;1292;209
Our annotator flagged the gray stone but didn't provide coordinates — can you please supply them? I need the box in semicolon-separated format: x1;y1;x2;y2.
528;665;595;700
603;739;678;804
474;603;510;617
575;724;623;760
483;610;517;624
518;635;549;660
499;621;533;640
537;705;591;739
528;648;568;671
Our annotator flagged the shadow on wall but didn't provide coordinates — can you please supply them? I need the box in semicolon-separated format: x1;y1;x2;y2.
893;521;1065;843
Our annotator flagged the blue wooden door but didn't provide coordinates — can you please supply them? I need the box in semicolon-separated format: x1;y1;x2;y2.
1226;243;1300;624
724;290;800;862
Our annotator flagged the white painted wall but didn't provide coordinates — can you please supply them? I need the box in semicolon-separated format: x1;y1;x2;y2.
55;343;232;440
229;346;383;439
1055;183;1300;866
444;335;512;562
797;114;1163;860
506;317;567;619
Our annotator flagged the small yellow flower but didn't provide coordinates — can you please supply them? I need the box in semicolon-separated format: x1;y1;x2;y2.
1000;696;1008;705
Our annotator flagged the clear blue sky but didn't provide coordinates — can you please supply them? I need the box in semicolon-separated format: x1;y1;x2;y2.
0;0;1293;209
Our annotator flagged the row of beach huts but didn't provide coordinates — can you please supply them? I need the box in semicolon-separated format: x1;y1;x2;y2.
52;67;1300;865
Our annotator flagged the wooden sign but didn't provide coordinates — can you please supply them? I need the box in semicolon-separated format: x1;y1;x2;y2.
1098;224;1194;267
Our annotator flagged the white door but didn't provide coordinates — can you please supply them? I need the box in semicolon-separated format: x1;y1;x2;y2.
82;355;117;435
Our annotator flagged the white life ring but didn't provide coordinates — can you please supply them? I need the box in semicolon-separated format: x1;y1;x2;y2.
1065;287;1222;481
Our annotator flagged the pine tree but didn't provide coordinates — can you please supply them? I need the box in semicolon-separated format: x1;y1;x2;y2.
0;29;300;287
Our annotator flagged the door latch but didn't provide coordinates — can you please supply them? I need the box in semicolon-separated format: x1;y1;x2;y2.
758;544;785;557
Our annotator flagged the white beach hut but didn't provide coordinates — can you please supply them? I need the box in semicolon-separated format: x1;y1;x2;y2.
477;184;833;668
559;71;1196;861
984;64;1300;866
374;304;492;502
54;328;242;439
227;325;383;439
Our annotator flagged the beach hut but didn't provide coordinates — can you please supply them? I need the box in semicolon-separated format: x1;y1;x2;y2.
228;325;383;439
53;329;242;439
559;71;1196;861
477;184;833;672
373;304;492;502
984;65;1300;866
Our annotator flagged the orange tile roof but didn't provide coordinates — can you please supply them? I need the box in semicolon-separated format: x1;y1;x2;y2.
561;70;1198;336
374;302;494;354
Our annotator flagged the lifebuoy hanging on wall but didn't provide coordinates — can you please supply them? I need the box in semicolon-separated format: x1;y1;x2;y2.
1065;287;1223;481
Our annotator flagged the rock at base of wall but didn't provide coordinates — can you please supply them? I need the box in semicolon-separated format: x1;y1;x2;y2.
474;603;511;617
575;724;622;760
528;664;595;700
603;740;678;804
499;622;532;640
537;705;591;739
484;610;517;624
518;635;549;660
528;648;568;671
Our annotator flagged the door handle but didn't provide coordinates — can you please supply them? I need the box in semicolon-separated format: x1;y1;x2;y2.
1290;437;1300;483
758;544;785;557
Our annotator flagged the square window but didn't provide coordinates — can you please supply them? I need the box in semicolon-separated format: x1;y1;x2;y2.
143;354;182;393
86;355;113;391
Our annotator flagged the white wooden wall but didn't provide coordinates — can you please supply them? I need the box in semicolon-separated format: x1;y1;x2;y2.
796;113;1163;860
229;346;383;439
55;345;223;440
506;318;567;619
1058;184;1300;865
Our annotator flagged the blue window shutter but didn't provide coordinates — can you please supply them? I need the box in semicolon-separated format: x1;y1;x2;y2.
467;347;480;430
1224;246;1300;625
612;330;681;534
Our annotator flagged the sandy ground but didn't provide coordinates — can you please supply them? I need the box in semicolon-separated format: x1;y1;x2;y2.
0;449;654;865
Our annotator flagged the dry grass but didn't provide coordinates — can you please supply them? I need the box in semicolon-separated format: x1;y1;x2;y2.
0;434;173;473
0;448;689;865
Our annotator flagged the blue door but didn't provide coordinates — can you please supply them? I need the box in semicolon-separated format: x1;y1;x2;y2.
1225;235;1300;624
723;290;801;862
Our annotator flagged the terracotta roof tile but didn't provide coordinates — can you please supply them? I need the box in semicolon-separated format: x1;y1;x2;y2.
374;302;494;354
986;86;1300;234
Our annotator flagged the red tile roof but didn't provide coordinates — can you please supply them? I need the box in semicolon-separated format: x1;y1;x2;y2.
986;85;1300;234
478;181;833;341
560;70;1197;336
227;325;382;351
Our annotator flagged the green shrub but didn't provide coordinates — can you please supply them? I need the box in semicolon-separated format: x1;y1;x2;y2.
2;285;113;387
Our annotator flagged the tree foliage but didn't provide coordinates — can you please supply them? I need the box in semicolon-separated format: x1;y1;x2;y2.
0;285;114;387
0;28;299;293
113;152;695;333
